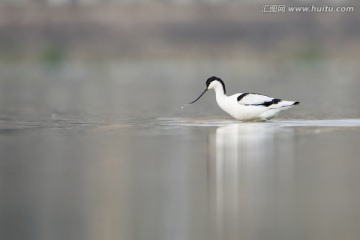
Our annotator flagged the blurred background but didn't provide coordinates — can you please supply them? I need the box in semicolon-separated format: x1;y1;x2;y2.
1;1;360;240
0;0;359;120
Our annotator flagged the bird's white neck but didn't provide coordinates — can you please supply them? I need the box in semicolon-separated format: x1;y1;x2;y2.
213;84;226;97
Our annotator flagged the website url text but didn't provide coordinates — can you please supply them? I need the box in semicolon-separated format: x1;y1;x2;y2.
262;5;354;13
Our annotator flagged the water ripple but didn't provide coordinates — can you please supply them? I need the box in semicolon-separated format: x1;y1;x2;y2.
155;118;360;127
1;118;360;131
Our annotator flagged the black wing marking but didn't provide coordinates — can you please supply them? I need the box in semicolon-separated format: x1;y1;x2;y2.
252;98;282;107
237;93;249;102
237;93;282;107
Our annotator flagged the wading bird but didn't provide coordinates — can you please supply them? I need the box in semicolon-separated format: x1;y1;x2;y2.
182;76;299;121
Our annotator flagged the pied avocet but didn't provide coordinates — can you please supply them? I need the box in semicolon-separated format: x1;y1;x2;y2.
182;76;299;121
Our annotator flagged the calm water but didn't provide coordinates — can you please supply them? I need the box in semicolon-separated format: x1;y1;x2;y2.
1;60;360;240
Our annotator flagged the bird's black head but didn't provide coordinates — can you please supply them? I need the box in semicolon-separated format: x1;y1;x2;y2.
206;76;226;94
181;76;226;108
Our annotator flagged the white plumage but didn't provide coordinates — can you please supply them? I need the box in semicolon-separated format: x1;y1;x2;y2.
182;76;299;121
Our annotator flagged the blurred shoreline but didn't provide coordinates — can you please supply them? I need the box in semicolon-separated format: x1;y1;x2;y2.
0;3;359;62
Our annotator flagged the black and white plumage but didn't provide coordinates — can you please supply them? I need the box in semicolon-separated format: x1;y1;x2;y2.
182;76;300;121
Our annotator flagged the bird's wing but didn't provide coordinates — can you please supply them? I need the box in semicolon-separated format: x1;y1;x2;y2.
237;93;281;107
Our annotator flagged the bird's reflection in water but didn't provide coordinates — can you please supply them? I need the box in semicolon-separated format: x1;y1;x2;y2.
208;123;295;240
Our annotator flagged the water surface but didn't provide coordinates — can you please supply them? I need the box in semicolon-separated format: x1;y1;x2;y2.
1;60;360;240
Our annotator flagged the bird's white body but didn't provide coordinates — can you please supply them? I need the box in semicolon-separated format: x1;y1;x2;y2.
208;80;299;121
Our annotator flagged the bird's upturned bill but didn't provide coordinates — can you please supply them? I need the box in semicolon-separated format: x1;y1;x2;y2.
181;88;208;108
